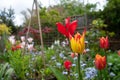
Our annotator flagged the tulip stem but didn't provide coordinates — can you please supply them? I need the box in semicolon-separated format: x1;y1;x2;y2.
100;70;102;80
78;54;83;80
104;49;108;80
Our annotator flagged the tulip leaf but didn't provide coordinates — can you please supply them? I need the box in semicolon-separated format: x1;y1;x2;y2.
49;66;67;80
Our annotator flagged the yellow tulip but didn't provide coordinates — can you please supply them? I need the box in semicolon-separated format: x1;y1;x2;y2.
70;31;85;54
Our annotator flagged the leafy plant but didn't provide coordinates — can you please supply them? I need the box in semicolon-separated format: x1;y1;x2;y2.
0;63;14;80
50;66;67;80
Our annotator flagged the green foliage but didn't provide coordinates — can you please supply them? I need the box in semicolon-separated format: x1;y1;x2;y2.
101;0;120;37
59;0;96;16
9;50;30;79
40;8;63;27
49;66;67;80
0;63;14;80
86;19;107;52
86;19;114;57
107;53;120;79
0;32;9;52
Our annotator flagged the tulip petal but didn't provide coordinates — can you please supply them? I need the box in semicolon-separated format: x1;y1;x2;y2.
68;20;77;36
56;22;68;37
65;17;70;29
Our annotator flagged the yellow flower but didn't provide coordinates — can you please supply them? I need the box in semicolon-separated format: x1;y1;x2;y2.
70;31;85;54
0;24;11;35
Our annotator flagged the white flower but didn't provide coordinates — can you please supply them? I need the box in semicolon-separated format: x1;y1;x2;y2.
110;72;115;77
61;41;66;47
54;40;60;45
51;56;56;60
21;36;25;42
8;35;16;45
32;57;35;61
27;44;34;51
108;63;112;66
81;63;86;68
50;45;54;49
26;73;29;76
56;62;61;68
11;39;16;45
86;48;90;52
21;41;26;48
85;41;88;44
63;57;67;60
32;69;35;72
9;35;15;40
27;37;33;43
73;57;78;60
72;64;76;67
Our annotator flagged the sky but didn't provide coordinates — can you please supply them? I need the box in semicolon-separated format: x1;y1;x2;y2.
0;0;106;26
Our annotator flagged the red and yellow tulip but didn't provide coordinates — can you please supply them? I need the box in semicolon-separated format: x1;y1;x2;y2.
95;54;106;70
100;36;109;49
69;30;85;54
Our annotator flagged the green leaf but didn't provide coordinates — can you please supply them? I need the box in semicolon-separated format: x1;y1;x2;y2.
113;73;120;80
0;63;8;78
49;66;67;80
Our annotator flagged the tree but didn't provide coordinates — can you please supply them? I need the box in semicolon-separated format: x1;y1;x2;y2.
0;7;16;34
101;0;120;37
57;0;96;16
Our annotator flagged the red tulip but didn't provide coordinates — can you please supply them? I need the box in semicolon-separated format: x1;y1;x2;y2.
56;17;78;38
100;36;109;49
95;54;106;70
64;60;72;71
12;44;21;51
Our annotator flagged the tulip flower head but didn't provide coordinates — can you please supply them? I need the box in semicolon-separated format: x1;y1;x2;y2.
95;54;106;70
21;36;25;42
100;36;109;49
56;17;78;38
8;35;16;45
20;41;26;48
70;30;86;54
64;60;72;71
27;44;34;51
12;44;21;51
27;37;33;43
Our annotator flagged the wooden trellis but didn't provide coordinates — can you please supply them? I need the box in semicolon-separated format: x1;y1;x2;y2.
25;0;45;66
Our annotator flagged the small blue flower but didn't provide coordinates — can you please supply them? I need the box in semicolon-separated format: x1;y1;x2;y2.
85;67;97;79
59;53;64;58
62;71;68;75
